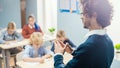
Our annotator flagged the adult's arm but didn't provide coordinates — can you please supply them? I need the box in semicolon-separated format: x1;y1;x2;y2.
54;43;89;68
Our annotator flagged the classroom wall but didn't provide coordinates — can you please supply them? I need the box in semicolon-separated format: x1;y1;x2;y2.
26;0;37;23
37;0;44;32
57;2;88;46
0;0;21;28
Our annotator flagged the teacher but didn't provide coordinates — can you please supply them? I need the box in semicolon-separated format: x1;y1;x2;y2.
54;0;114;68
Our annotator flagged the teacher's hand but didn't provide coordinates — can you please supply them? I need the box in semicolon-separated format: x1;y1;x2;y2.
65;43;74;54
59;42;73;54
54;41;67;54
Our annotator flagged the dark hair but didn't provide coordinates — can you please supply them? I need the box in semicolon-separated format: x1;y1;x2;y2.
80;0;113;28
28;14;35;19
28;14;40;31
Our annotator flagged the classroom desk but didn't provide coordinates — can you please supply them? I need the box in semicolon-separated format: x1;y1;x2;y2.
16;53;72;68
16;50;120;68
0;39;29;68
43;34;55;41
0;35;55;68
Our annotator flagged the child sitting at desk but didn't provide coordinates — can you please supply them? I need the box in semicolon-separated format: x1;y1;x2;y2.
0;22;23;54
51;30;76;52
23;32;53;63
22;14;43;39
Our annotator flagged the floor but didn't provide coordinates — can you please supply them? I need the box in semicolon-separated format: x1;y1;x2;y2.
1;57;16;68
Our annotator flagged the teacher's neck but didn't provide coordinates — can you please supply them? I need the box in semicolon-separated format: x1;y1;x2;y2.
88;20;103;31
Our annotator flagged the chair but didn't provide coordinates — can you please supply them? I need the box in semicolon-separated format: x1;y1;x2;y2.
16;51;23;62
16;51;24;68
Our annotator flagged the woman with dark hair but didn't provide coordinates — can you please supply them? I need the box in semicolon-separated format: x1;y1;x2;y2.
22;14;43;39
53;0;114;68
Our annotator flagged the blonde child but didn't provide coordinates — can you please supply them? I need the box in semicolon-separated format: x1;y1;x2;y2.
23;32;52;63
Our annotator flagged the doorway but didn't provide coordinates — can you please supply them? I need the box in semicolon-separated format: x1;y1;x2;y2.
20;0;26;28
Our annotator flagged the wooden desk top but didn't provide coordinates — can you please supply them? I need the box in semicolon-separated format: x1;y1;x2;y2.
0;35;55;49
0;39;29;49
43;34;55;41
17;53;72;68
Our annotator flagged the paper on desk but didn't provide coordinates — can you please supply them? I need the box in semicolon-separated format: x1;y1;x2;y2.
24;62;40;66
24;59;51;66
10;43;17;45
44;58;51;62
4;42;18;46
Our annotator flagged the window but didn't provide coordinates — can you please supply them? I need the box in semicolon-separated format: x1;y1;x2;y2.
37;0;57;35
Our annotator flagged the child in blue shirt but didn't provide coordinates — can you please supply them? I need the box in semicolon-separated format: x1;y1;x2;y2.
0;22;23;54
23;32;53;63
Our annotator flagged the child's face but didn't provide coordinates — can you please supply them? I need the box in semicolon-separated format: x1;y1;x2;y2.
33;43;42;49
28;17;35;26
7;29;15;35
33;44;41;49
57;37;65;42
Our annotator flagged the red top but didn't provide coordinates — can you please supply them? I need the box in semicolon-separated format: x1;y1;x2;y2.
22;24;43;39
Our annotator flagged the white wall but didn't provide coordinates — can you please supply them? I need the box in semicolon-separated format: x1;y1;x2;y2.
37;0;44;32
44;0;57;33
107;0;120;45
37;0;57;34
57;1;88;46
26;0;37;24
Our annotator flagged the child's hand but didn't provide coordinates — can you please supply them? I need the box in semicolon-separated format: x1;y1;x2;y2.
42;54;52;59
39;57;44;63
